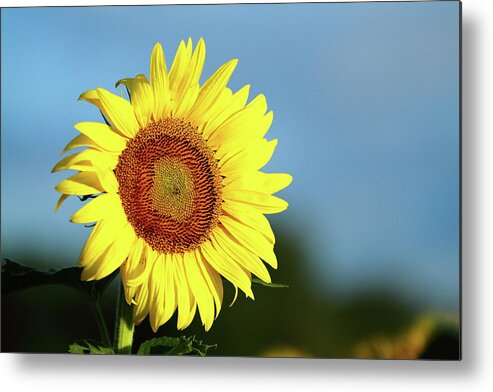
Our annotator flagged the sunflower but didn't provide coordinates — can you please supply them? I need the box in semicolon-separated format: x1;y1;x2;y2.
53;38;292;332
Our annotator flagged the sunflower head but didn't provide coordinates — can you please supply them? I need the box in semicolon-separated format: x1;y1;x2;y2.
53;38;292;332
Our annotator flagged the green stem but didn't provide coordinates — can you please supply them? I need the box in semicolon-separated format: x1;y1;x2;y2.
90;301;111;348
114;282;135;354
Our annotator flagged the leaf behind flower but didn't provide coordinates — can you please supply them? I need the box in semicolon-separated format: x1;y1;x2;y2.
251;277;289;288
137;335;216;356
1;258;117;303
69;340;114;354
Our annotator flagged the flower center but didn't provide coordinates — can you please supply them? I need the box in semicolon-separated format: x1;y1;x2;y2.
149;157;195;223
115;118;223;254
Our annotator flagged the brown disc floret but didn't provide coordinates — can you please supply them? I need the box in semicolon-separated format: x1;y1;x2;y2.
115;117;223;254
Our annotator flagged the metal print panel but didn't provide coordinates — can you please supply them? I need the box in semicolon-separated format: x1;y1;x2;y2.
1;1;461;359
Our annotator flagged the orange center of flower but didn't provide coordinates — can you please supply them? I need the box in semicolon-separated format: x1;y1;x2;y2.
115;118;223;254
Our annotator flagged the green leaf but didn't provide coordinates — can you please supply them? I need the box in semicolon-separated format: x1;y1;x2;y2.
137;335;216;356
251;277;289;288
1;258;118;303
69;340;114;355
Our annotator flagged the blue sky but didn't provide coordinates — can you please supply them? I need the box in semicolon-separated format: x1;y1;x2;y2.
1;2;460;309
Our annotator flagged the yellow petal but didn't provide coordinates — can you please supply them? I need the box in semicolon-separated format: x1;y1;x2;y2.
214;227;271;283
195;249;223;319
52;151;119;195
173;37;205;118
201;84;250;138
61;134;104;155
148;254;166;332
169;40;192;113
223;189;288;215
220;138;278;175
173;86;199;119
52;148;116;173
223;172;293;195
150;42;171;119
96;88;139;138
134;285;150;325
121;280;137;305
219;214;278;269
80;88;131;136
92;163;119;194
79;89;99;106
56;154;118;194
188;38;206;85
74;122;127;152
188;58;238;124
216;111;273;159
79;220;118;268
54;194;69;213
183;252;215;330
80;245;112;281
70;193;119;224
184;294;197;330
121;238;151;288
222;199;275;244
55;171;104;195
173;253;196;330
162;253;177;326
207;94;268;150
52;152;95;173
79;205;127;267
114;78;133;90
201;234;253;298
123;75;154;128
81;223;135;280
